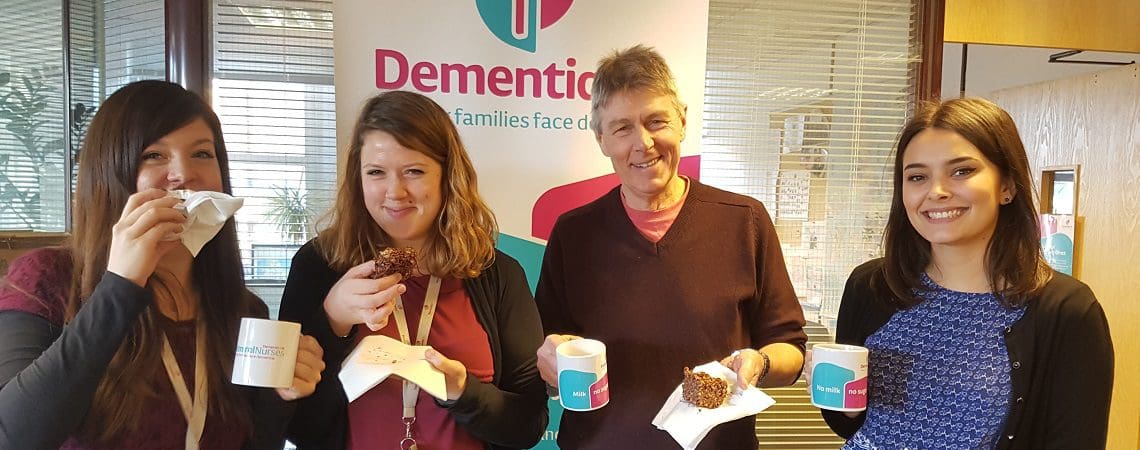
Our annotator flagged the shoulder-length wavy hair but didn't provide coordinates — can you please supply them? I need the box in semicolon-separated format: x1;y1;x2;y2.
877;97;1051;308
317;90;498;278
68;80;260;443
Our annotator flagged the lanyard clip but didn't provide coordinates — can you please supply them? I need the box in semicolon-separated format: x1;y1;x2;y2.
402;416;416;437
401;416;417;449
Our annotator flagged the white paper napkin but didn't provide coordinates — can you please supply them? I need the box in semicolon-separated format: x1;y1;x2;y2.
652;361;776;450
169;190;243;256
339;334;448;402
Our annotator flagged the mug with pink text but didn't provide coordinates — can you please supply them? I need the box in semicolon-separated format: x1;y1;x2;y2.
556;338;610;411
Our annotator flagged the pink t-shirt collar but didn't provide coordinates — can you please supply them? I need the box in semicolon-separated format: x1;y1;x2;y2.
620;176;690;243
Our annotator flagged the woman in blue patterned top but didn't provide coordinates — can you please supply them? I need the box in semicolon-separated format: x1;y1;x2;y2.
821;98;1113;449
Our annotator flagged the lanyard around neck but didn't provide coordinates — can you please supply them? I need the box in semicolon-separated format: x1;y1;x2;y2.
160;318;208;450
392;275;442;419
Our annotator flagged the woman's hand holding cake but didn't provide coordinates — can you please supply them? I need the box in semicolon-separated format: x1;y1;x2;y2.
323;256;407;336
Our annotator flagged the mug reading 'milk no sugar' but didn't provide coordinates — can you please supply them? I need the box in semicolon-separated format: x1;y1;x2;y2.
811;343;869;412
232;318;301;388
556;338;609;411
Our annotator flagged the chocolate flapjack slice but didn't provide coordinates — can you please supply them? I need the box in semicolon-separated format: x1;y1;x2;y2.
371;247;417;279
681;367;729;409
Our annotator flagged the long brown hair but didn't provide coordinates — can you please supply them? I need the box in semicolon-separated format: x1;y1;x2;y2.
877;97;1051;308
317;90;497;278
68;80;260;443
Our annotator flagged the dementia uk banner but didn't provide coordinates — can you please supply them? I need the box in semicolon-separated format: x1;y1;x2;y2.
335;1;709;447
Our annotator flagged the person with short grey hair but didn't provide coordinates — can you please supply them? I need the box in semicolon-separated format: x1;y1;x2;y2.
587;44;686;135
534;44;808;449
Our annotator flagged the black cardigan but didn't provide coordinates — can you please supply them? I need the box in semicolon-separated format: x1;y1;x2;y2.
823;259;1114;449
278;241;548;450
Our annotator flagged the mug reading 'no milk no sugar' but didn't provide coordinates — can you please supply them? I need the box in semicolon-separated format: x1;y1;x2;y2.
810;343;869;412
556;338;610;411
231;318;301;388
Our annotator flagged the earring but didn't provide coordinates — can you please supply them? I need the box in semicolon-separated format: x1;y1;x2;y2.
1002;196;1011;204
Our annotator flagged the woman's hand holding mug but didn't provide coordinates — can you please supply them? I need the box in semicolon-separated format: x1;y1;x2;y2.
277;335;326;401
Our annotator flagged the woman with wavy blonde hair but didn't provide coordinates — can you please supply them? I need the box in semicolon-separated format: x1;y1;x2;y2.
279;90;547;450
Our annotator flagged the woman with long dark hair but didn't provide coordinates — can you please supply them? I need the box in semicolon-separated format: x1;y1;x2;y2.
823;98;1113;449
0;80;323;449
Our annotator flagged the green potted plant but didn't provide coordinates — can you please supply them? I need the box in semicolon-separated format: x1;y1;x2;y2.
264;184;315;244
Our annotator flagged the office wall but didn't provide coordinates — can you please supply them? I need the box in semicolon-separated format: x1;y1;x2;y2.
945;0;1140;52
0;249;16;275
989;64;1140;448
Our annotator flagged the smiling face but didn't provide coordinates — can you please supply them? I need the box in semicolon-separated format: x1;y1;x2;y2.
360;130;444;251
135;118;223;193
902;128;1013;255
595;88;686;209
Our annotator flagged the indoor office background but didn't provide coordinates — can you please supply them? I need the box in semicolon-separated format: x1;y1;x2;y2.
1;1;1137;449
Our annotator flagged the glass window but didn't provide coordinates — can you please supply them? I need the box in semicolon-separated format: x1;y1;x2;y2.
1;1;67;232
703;0;919;329
0;0;165;233
211;0;336;315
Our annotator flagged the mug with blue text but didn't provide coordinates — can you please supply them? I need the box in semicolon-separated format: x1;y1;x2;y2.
810;343;869;411
231;318;300;388
556;338;609;411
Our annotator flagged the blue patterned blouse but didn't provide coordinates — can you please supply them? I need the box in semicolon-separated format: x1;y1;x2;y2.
843;274;1026;450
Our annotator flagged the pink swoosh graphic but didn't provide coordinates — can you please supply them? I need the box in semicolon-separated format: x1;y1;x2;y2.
530;155;701;241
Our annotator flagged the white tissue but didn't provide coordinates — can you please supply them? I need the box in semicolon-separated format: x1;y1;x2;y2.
652;361;776;450
170;190;243;256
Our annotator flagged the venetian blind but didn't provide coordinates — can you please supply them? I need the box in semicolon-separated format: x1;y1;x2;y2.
72;0;166;178
702;1;920;446
102;0;166;94
70;0;98;173
704;0;918;328
0;0;67;232
211;0;336;313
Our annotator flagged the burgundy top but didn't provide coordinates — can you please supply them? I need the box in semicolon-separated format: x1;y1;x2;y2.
60;317;247;449
347;275;495;450
1;248;247;449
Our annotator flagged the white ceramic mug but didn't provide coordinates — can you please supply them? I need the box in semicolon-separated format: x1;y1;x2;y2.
810;343;869;411
231;318;301;388
556;338;609;411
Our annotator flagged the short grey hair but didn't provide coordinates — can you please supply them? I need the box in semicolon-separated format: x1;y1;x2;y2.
589;44;686;134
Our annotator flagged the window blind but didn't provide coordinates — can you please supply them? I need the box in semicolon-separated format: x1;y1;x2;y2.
212;0;336;313
102;0;166;94
70;0;99;163
702;1;920;446
0;0;67;232
0;0;163;233
69;0;165;184
704;0;917;329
